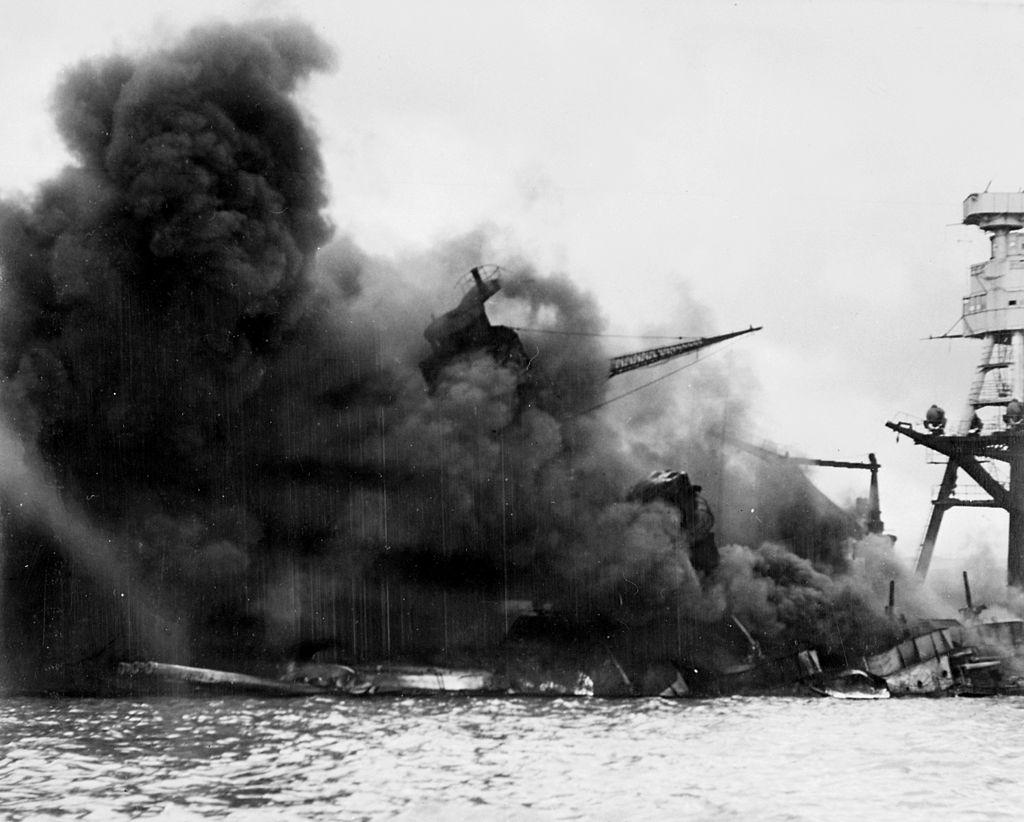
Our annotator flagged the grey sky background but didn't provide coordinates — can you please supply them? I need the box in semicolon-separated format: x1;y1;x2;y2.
2;0;1022;580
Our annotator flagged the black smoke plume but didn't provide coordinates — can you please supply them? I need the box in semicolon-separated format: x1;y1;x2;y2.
0;20;913;691
1;20;333;501
0;20;337;682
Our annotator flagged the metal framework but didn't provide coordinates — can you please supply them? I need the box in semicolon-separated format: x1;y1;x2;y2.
608;326;762;378
886;423;1024;584
889;193;1024;587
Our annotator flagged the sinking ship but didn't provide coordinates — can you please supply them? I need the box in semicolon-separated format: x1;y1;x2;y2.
112;267;772;698
109;266;946;701
117;257;1024;701
0;19;904;699
12;240;1024;700
11;19;1007;701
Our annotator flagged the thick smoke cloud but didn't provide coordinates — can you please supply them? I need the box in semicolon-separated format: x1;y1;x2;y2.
1;20;333;492
0;20;336;673
0;20;926;688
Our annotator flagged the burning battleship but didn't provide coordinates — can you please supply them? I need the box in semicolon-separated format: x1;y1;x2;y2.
2;20;1021;700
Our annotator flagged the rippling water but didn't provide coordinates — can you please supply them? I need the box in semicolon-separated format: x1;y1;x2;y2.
2;695;1023;820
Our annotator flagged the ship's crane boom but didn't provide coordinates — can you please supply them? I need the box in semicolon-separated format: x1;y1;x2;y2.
421;266;762;390
728;438;883;535
608;326;762;378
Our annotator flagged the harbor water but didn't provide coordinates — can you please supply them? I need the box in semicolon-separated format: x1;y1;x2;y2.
2;695;1023;820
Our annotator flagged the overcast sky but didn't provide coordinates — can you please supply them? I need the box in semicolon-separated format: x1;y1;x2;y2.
4;0;1024;577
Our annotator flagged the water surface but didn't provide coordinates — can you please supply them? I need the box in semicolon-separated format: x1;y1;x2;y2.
2;695;1022;820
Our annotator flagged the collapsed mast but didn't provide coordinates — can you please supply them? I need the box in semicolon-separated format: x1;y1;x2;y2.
420;265;762;389
888;193;1024;586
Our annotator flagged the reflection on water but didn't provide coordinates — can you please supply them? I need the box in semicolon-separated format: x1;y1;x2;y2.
2;696;1024;820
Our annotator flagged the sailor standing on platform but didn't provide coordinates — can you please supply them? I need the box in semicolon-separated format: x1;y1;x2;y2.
968;413;984;436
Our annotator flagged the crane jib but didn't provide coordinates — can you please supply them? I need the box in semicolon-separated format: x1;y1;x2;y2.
607;326;762;378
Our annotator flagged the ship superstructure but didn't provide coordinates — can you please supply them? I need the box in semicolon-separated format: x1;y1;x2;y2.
888;192;1024;586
